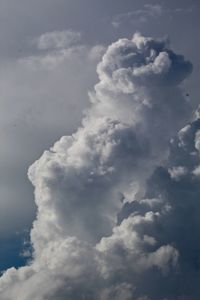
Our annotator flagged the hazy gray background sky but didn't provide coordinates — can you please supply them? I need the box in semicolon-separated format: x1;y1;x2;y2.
0;0;199;270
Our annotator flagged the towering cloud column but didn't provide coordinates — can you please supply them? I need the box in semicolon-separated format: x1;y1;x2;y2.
0;34;196;300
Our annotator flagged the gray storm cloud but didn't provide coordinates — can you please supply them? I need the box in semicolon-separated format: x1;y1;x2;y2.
0;33;197;300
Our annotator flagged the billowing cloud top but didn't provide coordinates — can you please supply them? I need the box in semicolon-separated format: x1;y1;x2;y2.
0;33;198;300
97;33;192;91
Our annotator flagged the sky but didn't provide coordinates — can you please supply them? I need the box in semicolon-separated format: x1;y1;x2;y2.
0;0;200;299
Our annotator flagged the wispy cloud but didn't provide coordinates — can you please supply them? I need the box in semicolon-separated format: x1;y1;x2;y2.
35;30;82;51
22;30;105;70
112;3;195;28
112;4;163;28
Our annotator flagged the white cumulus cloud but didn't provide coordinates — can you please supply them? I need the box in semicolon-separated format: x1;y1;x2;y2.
0;33;197;300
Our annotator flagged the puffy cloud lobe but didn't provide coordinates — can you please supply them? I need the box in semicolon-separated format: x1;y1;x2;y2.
96;212;178;277
0;237;98;300
28;117;151;249
96;33;192;93
118;116;200;299
0;33;196;300
168;166;188;180
91;34;192;155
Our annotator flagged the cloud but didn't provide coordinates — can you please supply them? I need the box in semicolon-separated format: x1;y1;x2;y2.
168;166;188;180
22;30;103;70
0;33;196;300
112;4;195;28
112;4;163;28
117;116;200;299
35;30;82;51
